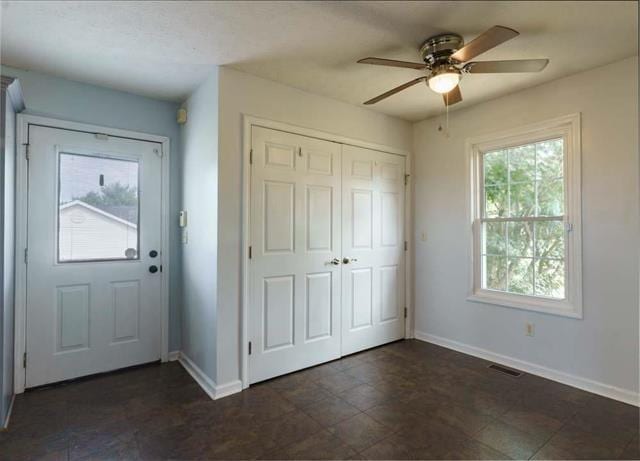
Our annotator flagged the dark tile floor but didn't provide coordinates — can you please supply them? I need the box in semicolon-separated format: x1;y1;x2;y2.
1;340;638;460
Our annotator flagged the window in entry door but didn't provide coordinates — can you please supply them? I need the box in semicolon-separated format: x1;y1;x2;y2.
57;152;140;262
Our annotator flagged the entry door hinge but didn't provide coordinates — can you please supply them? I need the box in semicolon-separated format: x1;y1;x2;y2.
23;143;30;161
23;352;26;368
24;248;28;264
249;148;253;165
404;307;408;319
249;246;252;259
404;174;410;186
248;341;252;355
404;241;408;251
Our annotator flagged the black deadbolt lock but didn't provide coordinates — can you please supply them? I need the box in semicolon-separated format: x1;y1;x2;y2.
149;250;158;258
149;265;159;274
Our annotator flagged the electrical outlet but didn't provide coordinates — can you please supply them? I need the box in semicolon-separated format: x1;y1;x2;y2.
525;322;535;337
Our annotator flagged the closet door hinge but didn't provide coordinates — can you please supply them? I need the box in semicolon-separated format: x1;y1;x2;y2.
248;341;252;355
23;143;30;160
24;248;28;264
404;241;408;251
404;307;408;319
23;352;27;368
249;148;253;165
249;246;252;259
404;174;410;185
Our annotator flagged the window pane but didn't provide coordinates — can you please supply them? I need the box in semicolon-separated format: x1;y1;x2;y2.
509;144;536;183
537;178;564;216
536;139;563;181
508;221;533;257
484;150;507;186
479;136;568;302
509;181;535;217
484;185;508;218
58;153;139;262
535;221;564;259
483;222;506;256
484;255;507;291
508;257;534;295
535;258;565;298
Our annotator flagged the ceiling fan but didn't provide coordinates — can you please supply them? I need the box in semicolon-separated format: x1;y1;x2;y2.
358;25;549;106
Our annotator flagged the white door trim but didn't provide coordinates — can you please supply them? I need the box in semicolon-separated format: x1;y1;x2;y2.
14;114;171;394
240;115;412;389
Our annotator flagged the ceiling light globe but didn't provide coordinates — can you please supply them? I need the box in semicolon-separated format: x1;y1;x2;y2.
428;71;460;94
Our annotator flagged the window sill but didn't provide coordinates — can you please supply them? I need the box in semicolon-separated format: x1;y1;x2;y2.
467;290;582;319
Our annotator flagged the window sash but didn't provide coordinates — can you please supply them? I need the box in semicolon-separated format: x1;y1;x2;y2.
480;215;566;299
480;137;564;220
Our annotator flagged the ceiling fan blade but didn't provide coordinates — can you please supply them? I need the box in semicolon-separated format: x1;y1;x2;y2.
450;25;519;62
363;77;426;105
443;85;462;106
463;59;549;73
358;57;427;70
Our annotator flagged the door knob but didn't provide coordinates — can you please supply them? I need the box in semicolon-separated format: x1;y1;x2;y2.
343;257;358;264
329;258;341;266
149;265;159;274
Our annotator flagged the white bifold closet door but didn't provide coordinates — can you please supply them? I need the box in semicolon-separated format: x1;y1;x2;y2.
249;127;405;384
340;145;406;356
249;127;342;384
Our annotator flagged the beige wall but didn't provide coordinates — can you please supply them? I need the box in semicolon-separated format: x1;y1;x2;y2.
412;57;639;400
217;67;412;385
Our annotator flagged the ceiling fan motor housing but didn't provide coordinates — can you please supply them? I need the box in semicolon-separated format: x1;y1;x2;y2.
419;33;464;67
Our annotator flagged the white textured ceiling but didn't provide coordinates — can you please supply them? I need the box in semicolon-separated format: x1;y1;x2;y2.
1;1;637;121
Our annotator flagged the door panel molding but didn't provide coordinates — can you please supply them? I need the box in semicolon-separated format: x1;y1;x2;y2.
14;114;170;394
241;115;412;390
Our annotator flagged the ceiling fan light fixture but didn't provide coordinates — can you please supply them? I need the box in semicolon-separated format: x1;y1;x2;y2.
427;67;461;94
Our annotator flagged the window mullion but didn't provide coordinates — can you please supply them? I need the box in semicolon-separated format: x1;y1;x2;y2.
533;142;538;295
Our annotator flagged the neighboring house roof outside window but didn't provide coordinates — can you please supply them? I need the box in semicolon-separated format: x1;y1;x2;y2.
59;200;138;228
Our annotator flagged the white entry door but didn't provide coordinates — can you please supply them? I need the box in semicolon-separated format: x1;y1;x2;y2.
341;145;406;355
249;127;342;384
25;125;163;388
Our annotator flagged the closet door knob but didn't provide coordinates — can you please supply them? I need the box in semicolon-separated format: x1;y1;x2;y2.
342;257;358;264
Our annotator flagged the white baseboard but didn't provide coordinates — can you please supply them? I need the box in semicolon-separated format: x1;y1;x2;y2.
167;350;180;362
2;395;15;430
215;379;243;399
178;353;217;400
414;330;639;407
175;352;242;400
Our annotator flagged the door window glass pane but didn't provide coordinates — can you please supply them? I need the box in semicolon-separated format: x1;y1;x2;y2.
58;152;139;262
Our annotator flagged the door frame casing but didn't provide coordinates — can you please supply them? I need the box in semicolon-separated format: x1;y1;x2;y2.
240;115;413;389
14;114;171;394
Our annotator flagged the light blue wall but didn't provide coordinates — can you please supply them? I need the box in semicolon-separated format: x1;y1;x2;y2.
179;69;219;382
0;65;183;351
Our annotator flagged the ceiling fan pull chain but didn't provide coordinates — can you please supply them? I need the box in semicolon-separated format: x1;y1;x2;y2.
443;93;450;138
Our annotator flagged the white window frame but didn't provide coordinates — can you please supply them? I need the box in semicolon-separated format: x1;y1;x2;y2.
466;113;582;318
